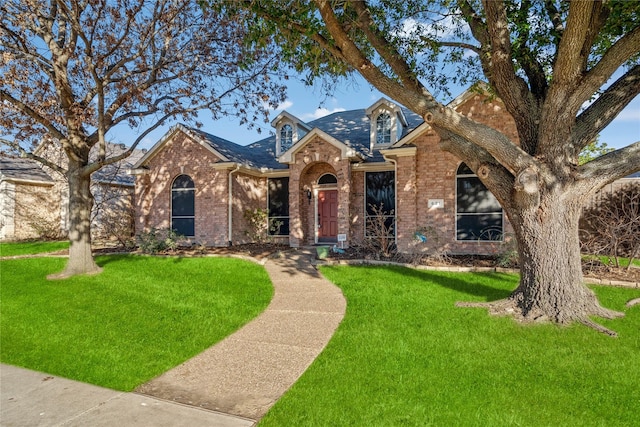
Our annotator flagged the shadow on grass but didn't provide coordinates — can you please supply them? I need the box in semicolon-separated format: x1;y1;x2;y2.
95;253;188;267
342;265;516;302
399;267;515;301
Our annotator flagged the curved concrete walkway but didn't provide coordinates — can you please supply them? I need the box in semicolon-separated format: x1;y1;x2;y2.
1;248;346;426
136;248;346;420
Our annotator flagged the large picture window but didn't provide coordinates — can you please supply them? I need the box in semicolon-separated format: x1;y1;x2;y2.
268;177;290;235
456;163;503;241
171;174;195;237
365;171;395;237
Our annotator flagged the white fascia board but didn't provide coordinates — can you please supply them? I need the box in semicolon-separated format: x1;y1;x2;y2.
380;146;418;158
0;177;55;186
351;161;395;172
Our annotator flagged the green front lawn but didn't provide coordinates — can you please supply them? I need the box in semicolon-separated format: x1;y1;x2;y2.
0;255;272;391
0;240;69;257
261;265;640;426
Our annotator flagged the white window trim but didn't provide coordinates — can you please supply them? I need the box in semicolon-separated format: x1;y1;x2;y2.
370;109;401;149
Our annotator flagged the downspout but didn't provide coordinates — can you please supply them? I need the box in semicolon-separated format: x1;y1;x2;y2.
228;163;240;246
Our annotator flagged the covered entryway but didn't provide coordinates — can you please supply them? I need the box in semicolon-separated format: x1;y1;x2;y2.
317;189;338;243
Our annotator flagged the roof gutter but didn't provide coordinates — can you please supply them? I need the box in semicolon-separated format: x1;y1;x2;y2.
228;163;241;246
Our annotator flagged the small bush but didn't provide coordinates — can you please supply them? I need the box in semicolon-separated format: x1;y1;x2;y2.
28;214;64;241
136;228;183;254
361;204;396;259
243;208;269;242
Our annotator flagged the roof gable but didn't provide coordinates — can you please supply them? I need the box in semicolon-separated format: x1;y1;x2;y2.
133;124;231;169
277;128;363;164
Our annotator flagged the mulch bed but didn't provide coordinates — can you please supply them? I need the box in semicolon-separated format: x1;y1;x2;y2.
87;242;639;284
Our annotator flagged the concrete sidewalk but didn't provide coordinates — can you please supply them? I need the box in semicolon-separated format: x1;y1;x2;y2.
1;248;346;426
136;248;347;420
0;364;254;427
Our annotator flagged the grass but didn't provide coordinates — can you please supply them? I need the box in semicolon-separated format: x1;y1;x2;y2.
0;255;272;391
596;255;640;268
260;265;640;426
0;240;69;257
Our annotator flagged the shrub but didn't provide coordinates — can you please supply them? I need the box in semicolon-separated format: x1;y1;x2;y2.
136;227;183;254
580;183;640;270
243;208;269;242
361;204;396;259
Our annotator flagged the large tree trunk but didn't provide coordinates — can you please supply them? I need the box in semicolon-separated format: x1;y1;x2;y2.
508;193;620;324
459;184;624;335
48;160;102;279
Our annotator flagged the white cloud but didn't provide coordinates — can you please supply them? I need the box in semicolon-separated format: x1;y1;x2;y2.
262;99;294;112
300;106;346;121
276;100;294;111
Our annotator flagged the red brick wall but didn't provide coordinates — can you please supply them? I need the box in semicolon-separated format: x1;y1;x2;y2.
135;131;229;246
287;135;352;246
398;94;516;255
231;173;267;245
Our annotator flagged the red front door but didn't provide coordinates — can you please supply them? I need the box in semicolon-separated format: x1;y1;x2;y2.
318;190;338;242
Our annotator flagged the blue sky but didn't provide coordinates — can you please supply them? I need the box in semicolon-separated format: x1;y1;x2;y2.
117;75;639;152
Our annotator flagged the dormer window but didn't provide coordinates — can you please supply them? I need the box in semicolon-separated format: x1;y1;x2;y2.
272;112;311;157
366;98;408;150
376;112;392;145
280;124;293;152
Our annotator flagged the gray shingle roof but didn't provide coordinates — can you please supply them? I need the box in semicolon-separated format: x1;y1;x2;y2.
91;143;145;186
186;107;425;170
0;157;54;183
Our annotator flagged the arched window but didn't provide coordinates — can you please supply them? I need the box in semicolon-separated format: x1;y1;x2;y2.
375;112;392;145
318;173;337;185
280;124;293;152
456;163;503;241
171;174;195;237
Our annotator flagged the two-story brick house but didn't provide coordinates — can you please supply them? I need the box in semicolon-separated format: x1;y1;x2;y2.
133;86;518;255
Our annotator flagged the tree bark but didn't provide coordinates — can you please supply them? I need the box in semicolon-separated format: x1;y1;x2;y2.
48;158;102;279
508;194;619;323
460;185;624;334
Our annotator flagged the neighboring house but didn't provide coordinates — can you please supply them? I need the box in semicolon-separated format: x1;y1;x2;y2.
0;142;144;241
0;157;59;240
134;85;520;255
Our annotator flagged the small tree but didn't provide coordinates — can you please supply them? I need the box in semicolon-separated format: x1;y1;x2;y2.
581;183;640;271
1;0;286;278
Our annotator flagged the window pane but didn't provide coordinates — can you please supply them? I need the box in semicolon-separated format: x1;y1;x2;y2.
376;113;391;145
318;173;337;185
268;177;289;217
281;124;293;151
172;190;195;216
365;216;395;237
269;217;290;236
172;175;194;189
456;214;502;241
456;177;501;213
366;171;395;215
172;218;194;237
